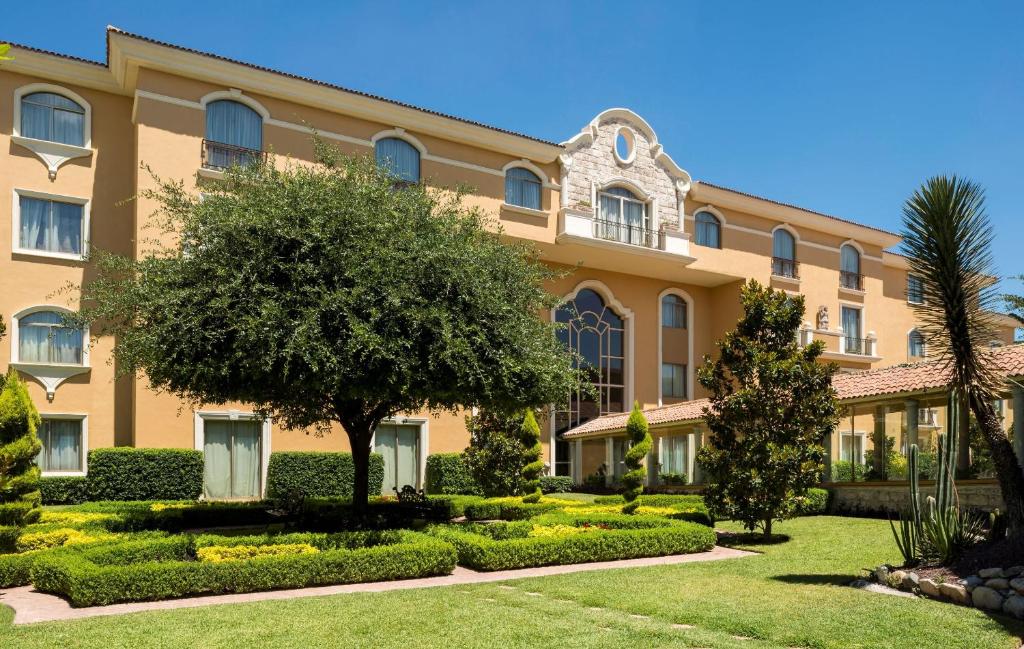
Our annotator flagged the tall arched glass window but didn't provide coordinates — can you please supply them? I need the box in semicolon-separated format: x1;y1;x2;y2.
694;211;721;248
840;244;862;290
505;167;541;210
661;295;687;328
598;186;649;246
772;228;797;278
908;329;925;358
554;289;626;474
21;92;85;146
375;137;420;184
17;310;84;365
204;100;263;168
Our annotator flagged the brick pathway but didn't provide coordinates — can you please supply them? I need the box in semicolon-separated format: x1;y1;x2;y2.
0;546;753;624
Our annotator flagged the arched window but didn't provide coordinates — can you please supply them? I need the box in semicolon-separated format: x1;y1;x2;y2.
505;167;541;210
694;211;721;248
772;228;797;278
17;310;84;365
375;137;420;184
598;186;649;247
204;100;263;169
661;294;687;329
908;329;925;358
554;289;627;466
20;92;85;146
840;244;862;290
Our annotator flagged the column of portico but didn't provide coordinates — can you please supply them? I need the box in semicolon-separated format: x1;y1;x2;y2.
872;405;887;479
904;399;919;451
688;427;704;485
1013;384;1024;475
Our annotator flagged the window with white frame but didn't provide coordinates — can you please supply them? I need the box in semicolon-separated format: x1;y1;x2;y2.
907;274;925;304
841;306;864;354
375;138;420;184
661;435;687;480
661;363;686;399
17;310;84;365
504;167;542;210
908;329;925;358
839;432;865;463
37;416;85;473
20;92;86;146
772;228;798;278
694;211;721;248
661;294;687;328
203;100;264;169
16;194;85;257
597;187;650;246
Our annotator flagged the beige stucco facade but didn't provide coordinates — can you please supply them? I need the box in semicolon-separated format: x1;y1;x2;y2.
1;29;1016;494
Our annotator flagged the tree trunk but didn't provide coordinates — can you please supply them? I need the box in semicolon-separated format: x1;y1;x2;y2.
969;392;1024;539
763;518;773;538
341;420;376;519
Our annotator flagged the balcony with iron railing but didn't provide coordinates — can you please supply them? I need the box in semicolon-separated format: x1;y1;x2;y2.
842;336;872;356
554;208;692;266
592;218;664;250
771;256;799;279
840;270;863;291
201;139;267;171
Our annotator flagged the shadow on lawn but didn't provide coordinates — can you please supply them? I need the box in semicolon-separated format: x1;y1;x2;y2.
771;573;857;587
716;531;791;548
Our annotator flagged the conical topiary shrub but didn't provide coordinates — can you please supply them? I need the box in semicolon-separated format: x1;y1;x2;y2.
622;402;652;514
520;410;543;503
0;369;43;528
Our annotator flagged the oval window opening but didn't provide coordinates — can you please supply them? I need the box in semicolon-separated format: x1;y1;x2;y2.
614;127;634;164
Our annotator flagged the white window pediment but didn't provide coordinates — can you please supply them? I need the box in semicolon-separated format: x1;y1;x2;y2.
10;306;90;401
13;84;93;179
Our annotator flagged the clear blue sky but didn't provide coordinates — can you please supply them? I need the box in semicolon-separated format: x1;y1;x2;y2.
5;1;1024;291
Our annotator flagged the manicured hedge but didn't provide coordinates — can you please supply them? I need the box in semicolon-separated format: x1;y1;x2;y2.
590;494;713;526
794;488;831;516
429;514;715;571
31;529;456;607
70;501;277;532
40;476;89;505
463;500;563;521
424;453;481;495
265;451;384;501
539;476;575;494
299;497;455;530
87;448;203;501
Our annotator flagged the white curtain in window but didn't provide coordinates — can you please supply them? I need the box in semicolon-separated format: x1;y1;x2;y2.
203;420;232;500
623;199;644;245
375;138;420;183
21;93;85;146
54;202;83;254
840;245;860;273
505;168;541;209
662;436;687;476
205;100;262;149
39;419;82;472
842;307;861;339
773;229;795;259
396;426;418;491
19;197;48;251
231;421;262;499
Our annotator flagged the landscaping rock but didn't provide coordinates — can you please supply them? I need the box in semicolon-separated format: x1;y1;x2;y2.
1004;595;1024;620
1009;577;1024;594
1005;566;1024;578
874;565;889;583
960;576;984;592
938;582;970;605
901;571;920;591
985;578;1010;590
971;586;1005;611
978;567;1004;579
919;578;941;598
890;570;906;587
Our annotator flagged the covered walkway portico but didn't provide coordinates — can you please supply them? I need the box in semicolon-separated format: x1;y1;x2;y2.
562;344;1024;489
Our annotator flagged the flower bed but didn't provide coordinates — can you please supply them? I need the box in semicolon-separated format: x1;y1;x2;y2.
428;513;715;571
31;529;457;607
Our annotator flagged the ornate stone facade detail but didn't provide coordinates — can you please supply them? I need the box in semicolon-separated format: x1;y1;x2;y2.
816;305;830;330
558;109;692;231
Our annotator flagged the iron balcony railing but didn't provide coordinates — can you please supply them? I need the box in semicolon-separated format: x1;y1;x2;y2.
840;270;863;291
201;139;266;170
593;219;664;250
771;256;799;279
844;336;871;355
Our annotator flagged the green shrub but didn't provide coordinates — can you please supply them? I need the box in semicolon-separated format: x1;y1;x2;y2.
591;494;712;526
97;501;275;532
40;476;89;505
463;500;562;521
0;369;42;526
87;448;203;501
31;530;456;607
428;515;715;571
265;451;384;501
299;497;453;530
425;495;485;518
0;524;19;553
539;476;574;494
424;453;481;495
794;488;831;516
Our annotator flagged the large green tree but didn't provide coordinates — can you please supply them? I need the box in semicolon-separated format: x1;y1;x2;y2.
77;143;581;513
902;175;1024;539
697;280;839;536
0;369;43;529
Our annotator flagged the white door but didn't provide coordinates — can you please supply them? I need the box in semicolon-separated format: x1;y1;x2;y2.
203;419;262;500
374;424;420;494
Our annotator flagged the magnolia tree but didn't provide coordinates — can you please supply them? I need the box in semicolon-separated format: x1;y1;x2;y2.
0;369;43;531
77;142;582;514
697;281;839;536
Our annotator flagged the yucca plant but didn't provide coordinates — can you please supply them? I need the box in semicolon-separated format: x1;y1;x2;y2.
901;175;1024;540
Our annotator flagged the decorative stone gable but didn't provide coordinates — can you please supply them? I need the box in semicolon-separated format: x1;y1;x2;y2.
559;109;691;231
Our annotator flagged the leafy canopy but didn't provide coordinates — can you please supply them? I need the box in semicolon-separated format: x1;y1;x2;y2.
77;142;582;508
697;280;839;536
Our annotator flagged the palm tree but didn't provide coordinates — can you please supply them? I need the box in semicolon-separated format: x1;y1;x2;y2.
902;175;1024;540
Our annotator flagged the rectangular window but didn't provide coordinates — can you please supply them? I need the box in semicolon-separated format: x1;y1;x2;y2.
17;195;85;256
37;417;84;473
661;436;688;477
661;363;686;399
841;306;863;354
202;418;263;500
612;438;631;480
839;432;864;463
907;274;924;304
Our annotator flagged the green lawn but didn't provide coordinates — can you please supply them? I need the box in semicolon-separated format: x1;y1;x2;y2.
2;516;1021;648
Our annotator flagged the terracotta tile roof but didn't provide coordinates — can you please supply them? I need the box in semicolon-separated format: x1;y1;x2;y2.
695;180;900;239
565;344;1024;437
